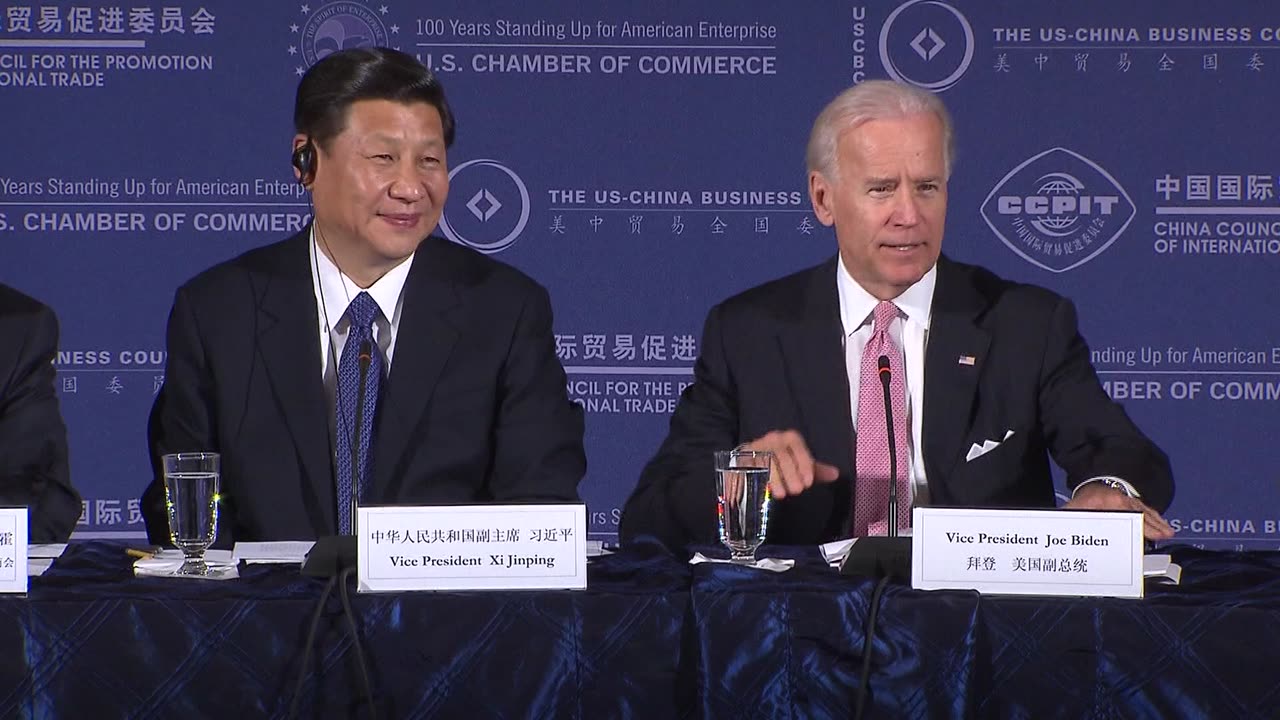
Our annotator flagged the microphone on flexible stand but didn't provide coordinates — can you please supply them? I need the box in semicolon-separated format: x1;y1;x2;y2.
349;341;373;535
844;355;913;720
303;339;372;578
297;342;378;717
841;354;912;580
879;355;899;540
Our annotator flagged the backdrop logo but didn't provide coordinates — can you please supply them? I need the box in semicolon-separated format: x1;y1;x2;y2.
981;148;1136;273
878;0;974;92
439;160;531;254
289;2;391;74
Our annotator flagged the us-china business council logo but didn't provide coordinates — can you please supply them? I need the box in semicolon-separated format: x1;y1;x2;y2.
878;0;974;92
439;159;532;254
287;2;396;75
980;148;1136;273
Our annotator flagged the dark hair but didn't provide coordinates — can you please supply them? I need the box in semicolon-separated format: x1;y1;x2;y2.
294;47;455;149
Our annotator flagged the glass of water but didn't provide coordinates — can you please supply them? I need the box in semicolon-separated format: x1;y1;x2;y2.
715;449;773;564
162;452;220;576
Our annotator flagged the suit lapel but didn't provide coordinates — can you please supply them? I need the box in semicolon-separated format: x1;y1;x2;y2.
923;258;990;501
255;230;335;531
370;241;462;499
773;257;855;538
778;259;854;535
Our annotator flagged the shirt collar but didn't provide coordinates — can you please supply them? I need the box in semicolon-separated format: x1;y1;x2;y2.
311;227;414;330
836;254;937;336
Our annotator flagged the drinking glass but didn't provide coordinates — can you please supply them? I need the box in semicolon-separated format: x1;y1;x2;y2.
162;452;220;576
715;449;773;563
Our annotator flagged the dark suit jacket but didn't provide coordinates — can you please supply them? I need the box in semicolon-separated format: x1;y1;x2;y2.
0;284;81;542
620;256;1173;550
142;229;586;545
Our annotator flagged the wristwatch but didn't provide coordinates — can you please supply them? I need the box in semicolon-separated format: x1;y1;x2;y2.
1095;476;1140;498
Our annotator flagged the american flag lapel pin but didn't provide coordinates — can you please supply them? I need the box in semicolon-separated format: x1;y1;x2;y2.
958;354;976;366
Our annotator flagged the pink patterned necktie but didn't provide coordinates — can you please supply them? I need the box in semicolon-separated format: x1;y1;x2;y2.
851;301;911;536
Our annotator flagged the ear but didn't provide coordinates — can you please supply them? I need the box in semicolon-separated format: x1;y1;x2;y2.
809;171;836;227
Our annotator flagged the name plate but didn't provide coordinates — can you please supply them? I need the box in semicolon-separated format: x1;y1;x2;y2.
0;508;29;593
356;504;587;593
910;507;1143;598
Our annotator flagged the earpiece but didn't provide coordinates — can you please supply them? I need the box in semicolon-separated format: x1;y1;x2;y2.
292;140;316;186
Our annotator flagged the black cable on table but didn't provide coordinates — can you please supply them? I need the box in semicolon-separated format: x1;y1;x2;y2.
854;575;892;720
338;565;377;719
289;574;338;719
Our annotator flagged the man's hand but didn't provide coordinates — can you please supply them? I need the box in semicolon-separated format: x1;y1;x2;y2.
740;430;840;500
1064;482;1175;541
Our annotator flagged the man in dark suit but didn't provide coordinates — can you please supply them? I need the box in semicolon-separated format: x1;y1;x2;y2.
0;283;81;542
620;80;1173;551
143;48;585;545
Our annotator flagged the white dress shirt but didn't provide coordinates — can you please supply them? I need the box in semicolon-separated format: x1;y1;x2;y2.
309;228;414;407
837;257;936;505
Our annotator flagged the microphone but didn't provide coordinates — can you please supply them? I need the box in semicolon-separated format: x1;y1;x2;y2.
878;355;898;539
848;352;912;720
302;339;373;578
350;340;373;534
841;353;911;580
296;338;379;717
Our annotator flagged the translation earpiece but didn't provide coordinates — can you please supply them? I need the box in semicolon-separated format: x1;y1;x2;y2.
292;141;316;186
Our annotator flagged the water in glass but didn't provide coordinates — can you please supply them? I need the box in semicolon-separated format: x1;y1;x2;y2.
716;451;772;563
163;454;220;575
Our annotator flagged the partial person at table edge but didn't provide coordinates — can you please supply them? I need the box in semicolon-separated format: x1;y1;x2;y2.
619;79;1174;553
0;282;82;542
142;47;585;546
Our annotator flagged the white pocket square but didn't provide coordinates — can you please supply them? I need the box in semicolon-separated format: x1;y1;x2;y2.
965;430;1015;462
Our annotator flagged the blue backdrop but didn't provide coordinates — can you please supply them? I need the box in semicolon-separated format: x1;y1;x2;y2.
2;1;1276;548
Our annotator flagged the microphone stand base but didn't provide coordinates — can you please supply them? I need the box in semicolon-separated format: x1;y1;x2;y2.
840;536;912;581
302;535;357;578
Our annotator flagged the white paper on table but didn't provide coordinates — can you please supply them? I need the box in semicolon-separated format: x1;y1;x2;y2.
133;549;238;580
1142;554;1182;585
29;544;67;559
232;541;315;564
689;552;794;573
27;544;67;575
819;538;857;566
586;540;615;558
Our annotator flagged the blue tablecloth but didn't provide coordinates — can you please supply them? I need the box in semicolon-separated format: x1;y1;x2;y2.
689;546;1280;719
1;542;1275;718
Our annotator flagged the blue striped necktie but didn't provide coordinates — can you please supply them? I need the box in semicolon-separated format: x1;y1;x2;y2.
335;291;382;535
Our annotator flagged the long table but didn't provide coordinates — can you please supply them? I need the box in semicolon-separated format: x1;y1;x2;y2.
1;542;1275;718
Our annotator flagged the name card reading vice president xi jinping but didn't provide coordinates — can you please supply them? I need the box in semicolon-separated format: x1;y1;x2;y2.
357;504;587;593
911;507;1144;598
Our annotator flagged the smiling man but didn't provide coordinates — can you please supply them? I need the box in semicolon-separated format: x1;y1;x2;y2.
143;48;585;544
620;80;1174;551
